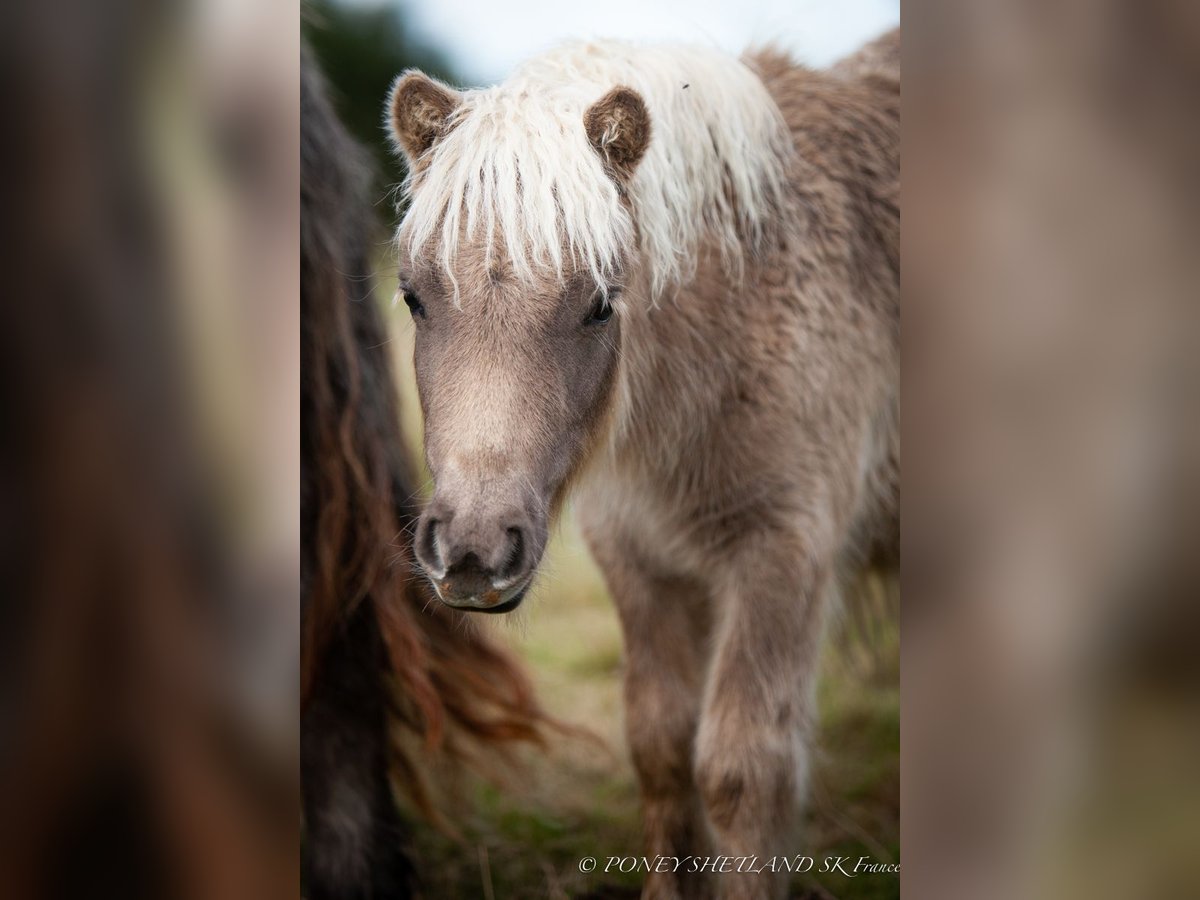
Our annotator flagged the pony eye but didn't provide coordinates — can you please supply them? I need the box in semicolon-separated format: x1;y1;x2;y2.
584;291;615;325
401;288;425;319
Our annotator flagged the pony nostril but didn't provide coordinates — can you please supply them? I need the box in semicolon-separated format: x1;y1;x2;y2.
417;517;443;574
498;526;526;581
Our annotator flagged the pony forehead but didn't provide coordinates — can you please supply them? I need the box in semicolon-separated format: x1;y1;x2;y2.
396;40;792;298
398;55;634;293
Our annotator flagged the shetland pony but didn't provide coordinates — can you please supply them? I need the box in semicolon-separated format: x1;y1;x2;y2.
300;51;548;899
386;30;899;900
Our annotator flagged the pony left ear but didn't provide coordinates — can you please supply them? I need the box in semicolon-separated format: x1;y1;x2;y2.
584;86;651;181
387;71;462;165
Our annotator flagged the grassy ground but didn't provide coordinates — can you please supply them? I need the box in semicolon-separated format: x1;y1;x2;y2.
383;298;899;900
406;522;899;900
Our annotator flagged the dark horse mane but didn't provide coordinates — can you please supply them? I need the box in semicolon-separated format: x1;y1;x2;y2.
301;49;547;897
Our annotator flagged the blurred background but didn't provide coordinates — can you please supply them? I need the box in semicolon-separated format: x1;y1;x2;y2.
304;1;900;897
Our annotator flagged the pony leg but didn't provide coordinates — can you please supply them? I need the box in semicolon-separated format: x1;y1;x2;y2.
588;537;715;900
694;530;831;900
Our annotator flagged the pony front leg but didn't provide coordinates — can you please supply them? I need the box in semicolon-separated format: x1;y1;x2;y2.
587;535;715;900
621;583;715;900
694;531;831;900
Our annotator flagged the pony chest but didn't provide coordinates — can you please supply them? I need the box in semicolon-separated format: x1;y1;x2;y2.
574;465;715;577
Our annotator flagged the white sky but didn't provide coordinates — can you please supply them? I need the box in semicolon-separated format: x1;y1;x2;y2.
337;0;899;85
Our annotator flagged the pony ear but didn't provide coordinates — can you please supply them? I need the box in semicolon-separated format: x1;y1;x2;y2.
584;86;651;182
387;71;462;164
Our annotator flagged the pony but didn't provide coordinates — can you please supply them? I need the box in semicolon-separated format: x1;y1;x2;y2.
385;29;899;900
300;50;549;899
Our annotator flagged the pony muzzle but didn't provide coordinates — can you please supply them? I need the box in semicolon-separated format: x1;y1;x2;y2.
414;497;545;613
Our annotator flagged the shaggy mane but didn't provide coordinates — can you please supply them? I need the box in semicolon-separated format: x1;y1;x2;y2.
395;41;794;298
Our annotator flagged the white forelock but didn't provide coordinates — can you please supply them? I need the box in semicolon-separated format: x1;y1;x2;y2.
396;40;793;300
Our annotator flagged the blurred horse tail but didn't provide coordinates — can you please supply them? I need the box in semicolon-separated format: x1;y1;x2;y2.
300;49;549;899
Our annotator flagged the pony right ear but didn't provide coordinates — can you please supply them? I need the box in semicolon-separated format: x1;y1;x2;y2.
387;71;461;164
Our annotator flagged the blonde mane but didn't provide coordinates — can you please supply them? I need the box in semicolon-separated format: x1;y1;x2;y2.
396;40;793;299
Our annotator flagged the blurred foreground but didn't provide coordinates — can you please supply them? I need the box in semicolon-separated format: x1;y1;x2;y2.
1;0;299;896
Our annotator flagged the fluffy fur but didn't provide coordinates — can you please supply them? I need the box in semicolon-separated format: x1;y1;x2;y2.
393;41;793;299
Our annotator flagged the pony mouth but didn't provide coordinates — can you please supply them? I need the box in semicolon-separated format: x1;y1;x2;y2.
435;579;531;614
466;586;528;614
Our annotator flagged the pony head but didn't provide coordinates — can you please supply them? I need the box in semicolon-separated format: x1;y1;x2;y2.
387;65;651;613
386;42;788;612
